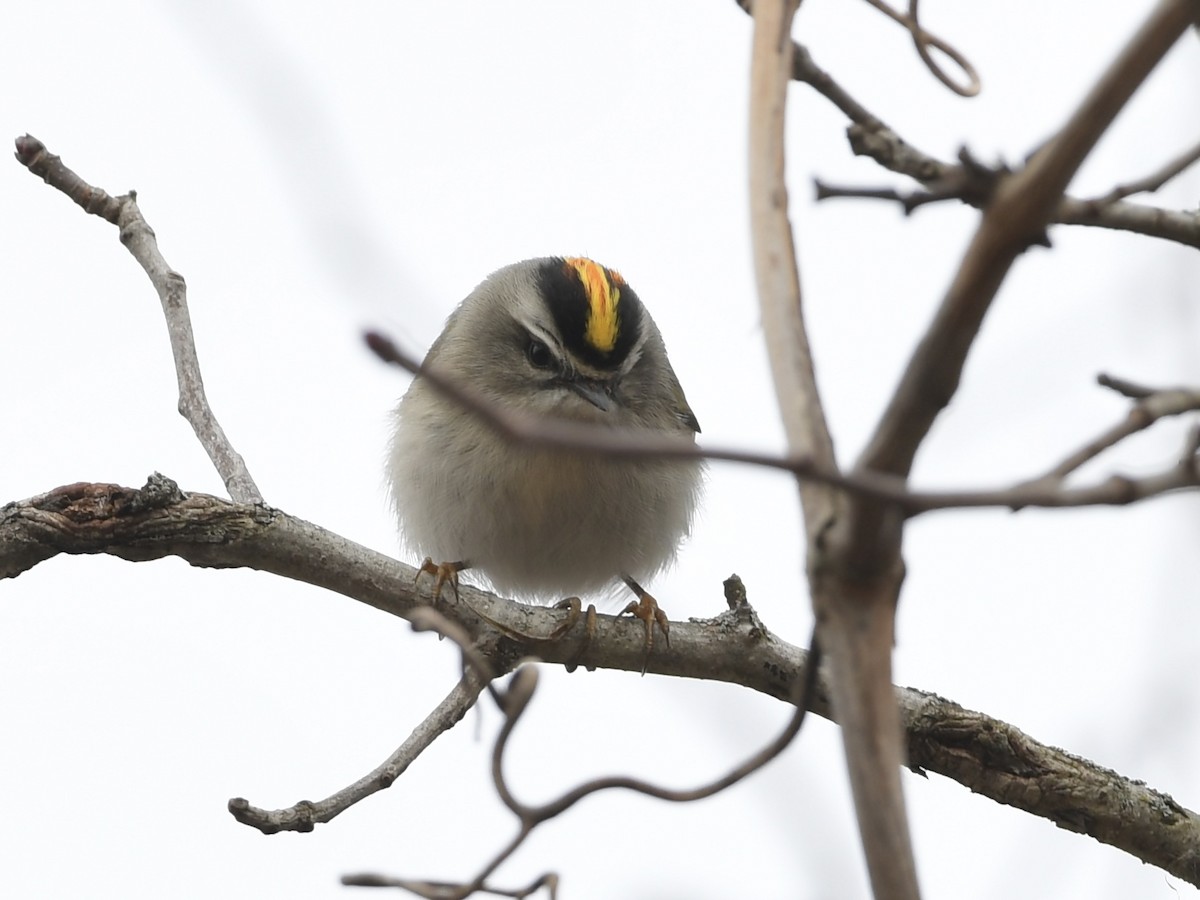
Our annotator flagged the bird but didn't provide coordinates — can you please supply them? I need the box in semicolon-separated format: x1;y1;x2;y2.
386;256;704;668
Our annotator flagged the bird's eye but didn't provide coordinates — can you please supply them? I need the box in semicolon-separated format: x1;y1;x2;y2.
525;338;554;369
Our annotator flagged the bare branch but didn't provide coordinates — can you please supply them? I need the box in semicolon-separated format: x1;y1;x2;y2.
229;673;486;834
364;328;1200;525
348;602;823;899
1037;384;1200;483
7;479;1197;882
13;135;262;504
858;0;1196;483
813;179;955;213
1084;138;1200;205
495;631;820;822
1098;373;1162;400
748;4;920;897
860;0;981;96
227;605;505;836
902;451;1200;513
901;691;1200;885
746;0;838;536
342;869;557;900
1055;195;1200;247
788;37;1200;249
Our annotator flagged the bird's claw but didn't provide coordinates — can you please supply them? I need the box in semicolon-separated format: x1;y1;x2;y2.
415;558;465;604
619;583;670;676
552;597;598;673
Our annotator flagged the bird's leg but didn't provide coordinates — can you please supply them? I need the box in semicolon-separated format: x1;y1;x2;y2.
415;558;467;604
619;575;670;675
551;597;598;673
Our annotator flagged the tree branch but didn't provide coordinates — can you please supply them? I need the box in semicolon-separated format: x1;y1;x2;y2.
13;135;262;504
365;332;1200;515
788;30;1200;250
1083;138;1200;205
748;3;920;896
746;0;838;531
859;0;980;96
4;477;1198;884
229;673;487;834
857;0;1196;480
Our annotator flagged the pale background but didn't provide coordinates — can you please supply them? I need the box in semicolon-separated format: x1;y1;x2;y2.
3;2;1199;898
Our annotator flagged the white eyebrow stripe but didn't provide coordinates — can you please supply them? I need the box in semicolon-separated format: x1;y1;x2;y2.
619;328;647;375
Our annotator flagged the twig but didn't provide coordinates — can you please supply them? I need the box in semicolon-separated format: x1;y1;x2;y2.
352;621;823;899
786;35;1200;249
1055;195;1200;248
814;179;960;213
1099;373;1165;401
1036;383;1200;483
497;630;821;821
817;166;1200;249
1084;138;1200;205
342;871;557;900
371;324;1200;513
901;451;1200;513
860;0;980;96
229;672;487;834
408;606;507;708
13;135;262;504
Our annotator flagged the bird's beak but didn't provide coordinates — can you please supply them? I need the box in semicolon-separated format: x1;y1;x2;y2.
566;377;614;412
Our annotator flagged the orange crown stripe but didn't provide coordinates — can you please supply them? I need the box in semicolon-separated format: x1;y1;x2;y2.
565;257;621;353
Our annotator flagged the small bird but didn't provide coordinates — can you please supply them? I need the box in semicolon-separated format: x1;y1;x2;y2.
386;257;703;665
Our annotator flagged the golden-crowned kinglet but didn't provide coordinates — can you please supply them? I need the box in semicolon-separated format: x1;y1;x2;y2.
387;257;703;651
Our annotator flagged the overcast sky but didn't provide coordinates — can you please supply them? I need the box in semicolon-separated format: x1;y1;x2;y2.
3;3;1199;899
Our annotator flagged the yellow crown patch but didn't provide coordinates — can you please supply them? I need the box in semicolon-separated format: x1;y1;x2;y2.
565;257;623;353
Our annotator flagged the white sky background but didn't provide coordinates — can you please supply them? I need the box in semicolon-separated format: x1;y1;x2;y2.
3;2;1199;898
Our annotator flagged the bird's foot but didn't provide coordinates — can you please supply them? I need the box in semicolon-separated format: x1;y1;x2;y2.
551;597;598;673
415;558;466;604
619;576;670;676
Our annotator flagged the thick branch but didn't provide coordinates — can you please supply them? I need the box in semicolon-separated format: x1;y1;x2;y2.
746;0;837;531
748;5;918;897
3;477;1198;883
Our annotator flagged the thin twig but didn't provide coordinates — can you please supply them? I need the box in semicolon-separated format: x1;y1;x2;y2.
13;135;262;504
814;179;962;213
784;33;1200;249
1099;373;1164;400
1085;138;1200;205
1054;195;1200;248
860;0;980;96
409;606;509;709
342;870;557;900
496;630;821;821
361;626;823;899
1037;386;1200;483
349;335;1200;516
229;672;487;834
344;629;822;898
